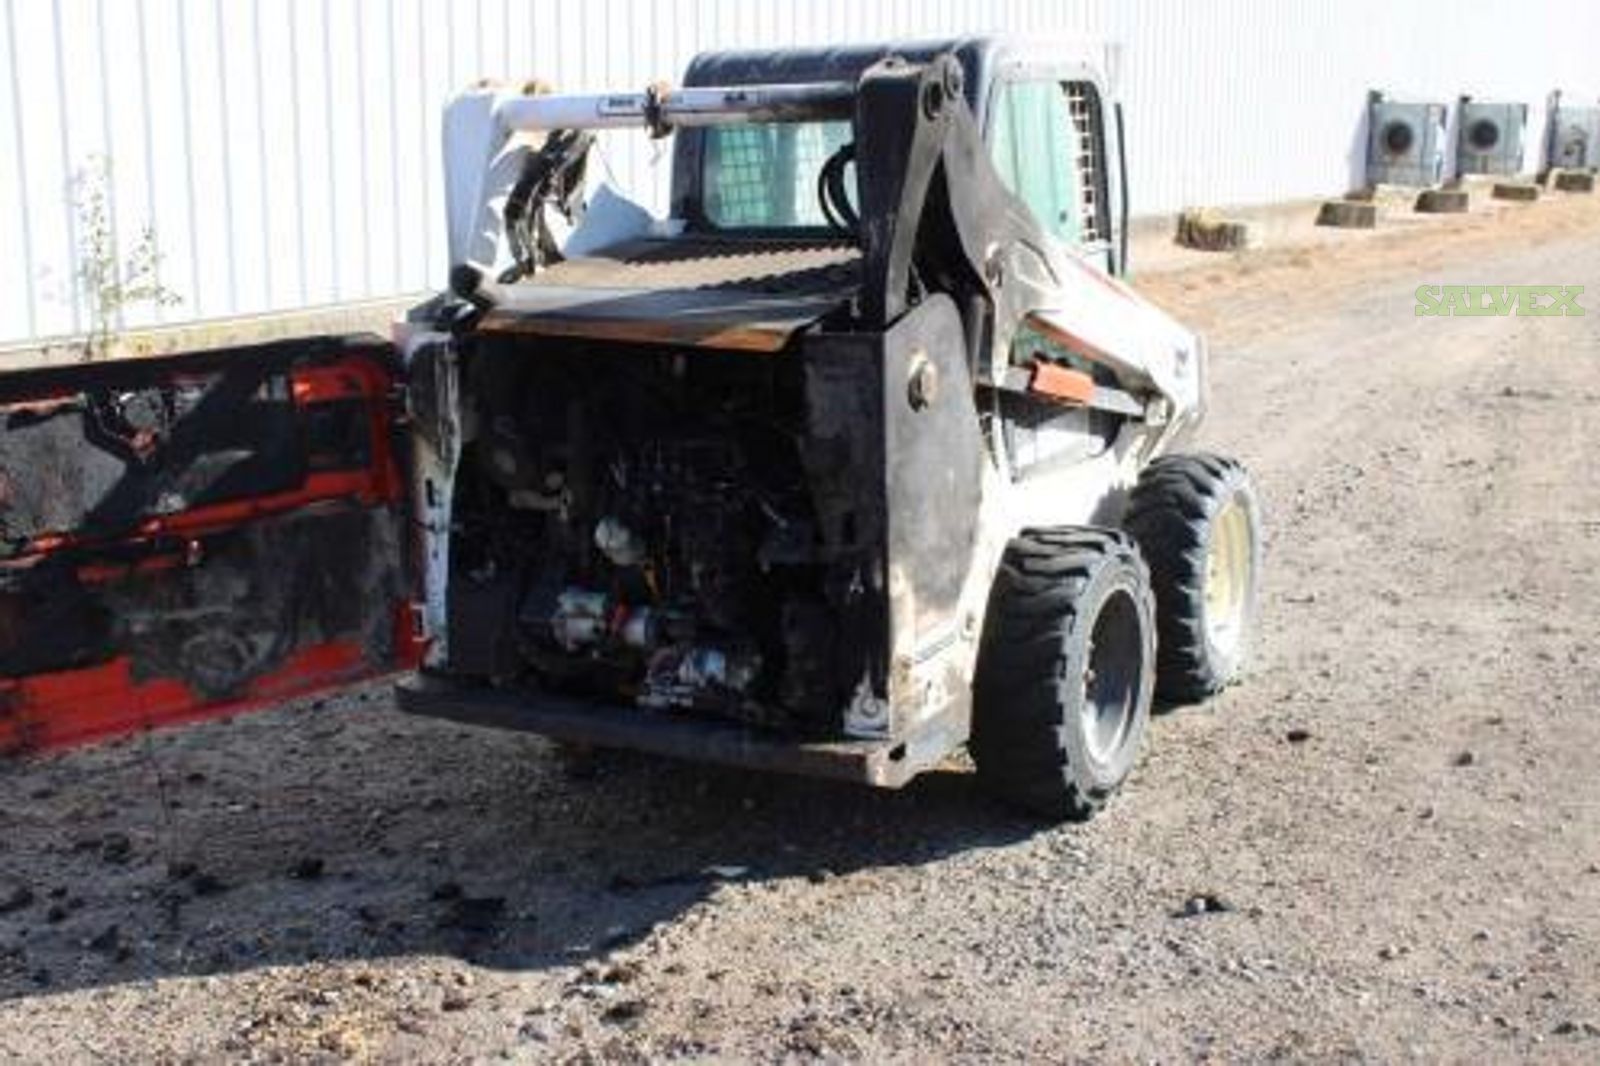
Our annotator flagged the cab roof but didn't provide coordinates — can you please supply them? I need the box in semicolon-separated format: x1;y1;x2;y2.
681;35;1112;110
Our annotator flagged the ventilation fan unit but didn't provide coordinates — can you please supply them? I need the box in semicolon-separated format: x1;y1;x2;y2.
1547;93;1600;172
1456;97;1529;176
1366;92;1447;187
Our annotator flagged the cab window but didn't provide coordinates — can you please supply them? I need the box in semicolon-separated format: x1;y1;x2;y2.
701;120;854;228
989;80;1110;247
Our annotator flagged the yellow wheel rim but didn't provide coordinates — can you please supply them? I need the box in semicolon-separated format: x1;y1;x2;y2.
1203;499;1253;661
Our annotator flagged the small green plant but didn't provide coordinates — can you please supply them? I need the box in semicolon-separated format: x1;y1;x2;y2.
73;156;181;361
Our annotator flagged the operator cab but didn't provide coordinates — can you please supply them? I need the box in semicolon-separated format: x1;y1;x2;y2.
672;37;1128;276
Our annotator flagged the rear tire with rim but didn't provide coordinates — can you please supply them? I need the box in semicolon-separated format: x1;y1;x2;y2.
970;529;1156;821
1124;453;1261;703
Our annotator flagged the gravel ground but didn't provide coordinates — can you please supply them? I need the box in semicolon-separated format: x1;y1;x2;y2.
2;193;1599;1063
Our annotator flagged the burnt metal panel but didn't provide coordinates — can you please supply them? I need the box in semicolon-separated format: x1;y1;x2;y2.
532;237;859;289
797;294;982;737
796;329;891;714
0;362;304;546
477;286;845;353
477;237;858;352
880;295;983;653
0;336;411;756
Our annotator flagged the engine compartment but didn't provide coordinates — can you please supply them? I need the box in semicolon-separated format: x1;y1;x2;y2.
441;337;864;734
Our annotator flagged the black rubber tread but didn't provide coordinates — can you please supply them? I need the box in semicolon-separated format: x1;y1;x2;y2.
1123;453;1261;704
970;528;1156;821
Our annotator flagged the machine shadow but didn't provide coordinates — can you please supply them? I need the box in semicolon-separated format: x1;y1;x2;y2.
0;702;1041;1002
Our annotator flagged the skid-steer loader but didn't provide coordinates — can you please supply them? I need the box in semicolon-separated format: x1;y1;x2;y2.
0;38;1259;819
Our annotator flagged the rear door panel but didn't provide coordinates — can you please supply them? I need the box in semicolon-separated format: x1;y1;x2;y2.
0;336;419;755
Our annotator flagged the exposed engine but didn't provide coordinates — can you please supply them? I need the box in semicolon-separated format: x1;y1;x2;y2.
444;339;844;732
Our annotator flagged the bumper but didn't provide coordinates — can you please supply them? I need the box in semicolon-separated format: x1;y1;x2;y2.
394;674;960;789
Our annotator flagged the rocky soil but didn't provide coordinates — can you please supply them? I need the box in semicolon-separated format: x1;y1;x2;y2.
2;192;1599;1063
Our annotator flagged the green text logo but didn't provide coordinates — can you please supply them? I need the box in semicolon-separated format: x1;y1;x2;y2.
1415;285;1585;317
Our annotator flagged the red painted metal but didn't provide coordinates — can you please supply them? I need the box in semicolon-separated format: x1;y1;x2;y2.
0;643;377;755
1029;359;1097;406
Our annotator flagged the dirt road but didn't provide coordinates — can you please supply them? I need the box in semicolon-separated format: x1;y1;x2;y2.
3;194;1599;1063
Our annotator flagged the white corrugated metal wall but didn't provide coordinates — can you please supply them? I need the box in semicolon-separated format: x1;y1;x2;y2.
3;0;1598;346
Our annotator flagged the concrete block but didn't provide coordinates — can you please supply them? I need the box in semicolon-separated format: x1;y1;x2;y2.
1352;184;1421;211
1315;200;1378;228
1491;182;1540;202
1553;170;1596;193
1175;208;1250;251
1415;188;1469;213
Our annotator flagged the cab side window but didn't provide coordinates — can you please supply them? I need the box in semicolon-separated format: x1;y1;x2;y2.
989;80;1110;249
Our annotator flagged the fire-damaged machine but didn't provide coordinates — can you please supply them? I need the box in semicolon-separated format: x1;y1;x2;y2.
0;39;1260;819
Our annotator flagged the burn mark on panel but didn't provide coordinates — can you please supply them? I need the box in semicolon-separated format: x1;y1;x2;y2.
100;508;402;700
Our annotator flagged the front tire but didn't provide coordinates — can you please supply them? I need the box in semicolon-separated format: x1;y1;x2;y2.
970;529;1156;821
1124;453;1261;703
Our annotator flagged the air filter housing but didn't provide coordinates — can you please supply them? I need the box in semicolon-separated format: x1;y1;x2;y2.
1366;92;1448;187
1457;97;1529;176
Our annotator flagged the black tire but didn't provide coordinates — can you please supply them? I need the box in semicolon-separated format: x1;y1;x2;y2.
970;529;1156;821
1123;453;1261;703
